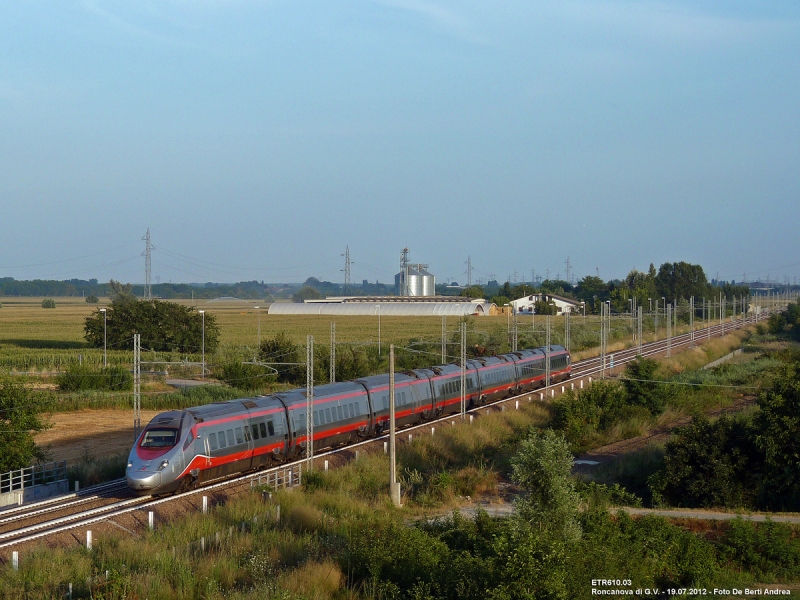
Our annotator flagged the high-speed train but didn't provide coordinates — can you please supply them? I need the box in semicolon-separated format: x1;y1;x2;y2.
126;345;571;495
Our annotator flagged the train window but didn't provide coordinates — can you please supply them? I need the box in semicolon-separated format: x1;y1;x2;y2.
337;405;343;420
325;408;332;423
141;428;178;448
235;427;244;444
183;430;194;451
251;424;260;440
314;411;320;426
267;420;275;436
217;431;226;449
402;392;407;405
355;402;361;416
350;403;355;417
208;432;218;451
259;422;268;438
244;426;251;442
226;429;235;447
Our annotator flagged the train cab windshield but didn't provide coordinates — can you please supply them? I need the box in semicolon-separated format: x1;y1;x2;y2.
140;428;178;448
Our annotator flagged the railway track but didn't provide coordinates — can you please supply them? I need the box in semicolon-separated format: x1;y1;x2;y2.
0;312;767;552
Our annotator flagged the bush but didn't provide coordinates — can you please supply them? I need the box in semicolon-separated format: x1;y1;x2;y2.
216;360;271;389
56;364;134;392
41;298;56;308
649;415;761;509
85;295;99;304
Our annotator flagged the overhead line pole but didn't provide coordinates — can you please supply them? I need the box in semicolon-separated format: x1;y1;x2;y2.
389;345;400;506
306;336;314;472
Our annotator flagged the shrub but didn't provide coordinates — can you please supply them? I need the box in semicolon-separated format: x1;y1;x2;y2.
41;298;56;308
649;415;761;509
56;364;133;392
85;295;99;304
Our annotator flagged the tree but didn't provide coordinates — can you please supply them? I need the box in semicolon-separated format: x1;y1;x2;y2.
84;299;219;353
258;331;304;383
621;357;667;415
108;279;136;304
655;262;708;301
0;378;51;471
461;285;485;299
511;429;581;541
753;365;800;510
649;416;760;509
292;286;323;303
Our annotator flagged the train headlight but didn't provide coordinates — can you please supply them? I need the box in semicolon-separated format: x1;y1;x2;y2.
127;462;133;470
158;459;169;471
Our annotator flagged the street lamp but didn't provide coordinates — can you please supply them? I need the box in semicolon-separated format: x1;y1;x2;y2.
99;308;107;367
198;310;205;378
254;306;261;346
580;301;585;324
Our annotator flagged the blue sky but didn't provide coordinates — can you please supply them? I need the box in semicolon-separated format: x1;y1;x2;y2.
1;1;798;286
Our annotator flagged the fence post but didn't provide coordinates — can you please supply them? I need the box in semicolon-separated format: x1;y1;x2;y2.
86;530;92;550
148;511;154;531
202;496;208;514
12;551;18;572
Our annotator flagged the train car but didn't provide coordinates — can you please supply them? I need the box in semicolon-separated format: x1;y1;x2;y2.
358;370;435;433
278;381;372;458
472;355;517;403
429;363;480;415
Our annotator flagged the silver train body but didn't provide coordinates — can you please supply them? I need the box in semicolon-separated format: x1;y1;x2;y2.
126;345;571;495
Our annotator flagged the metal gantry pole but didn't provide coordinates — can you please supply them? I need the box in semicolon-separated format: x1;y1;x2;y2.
689;296;695;347
133;333;141;443
442;316;447;363
330;322;336;384
460;323;467;420
512;311;518;352
545;316;551;388
600;302;606;379
306;336;314;472
565;309;571;353
666;304;672;357
389;345;400;506
637;306;643;355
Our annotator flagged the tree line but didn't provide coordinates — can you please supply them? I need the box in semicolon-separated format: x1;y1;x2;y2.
460;261;754;314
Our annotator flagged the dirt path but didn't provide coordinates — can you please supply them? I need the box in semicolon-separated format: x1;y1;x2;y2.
35;409;161;464
573;395;757;471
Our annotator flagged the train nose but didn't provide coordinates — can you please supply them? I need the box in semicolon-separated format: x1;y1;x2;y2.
126;469;162;492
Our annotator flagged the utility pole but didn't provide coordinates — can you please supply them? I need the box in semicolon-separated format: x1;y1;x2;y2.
342;246;352;295
466;256;474;287
306;336;314;472
389;345;401;506
689;297;695;347
142;229;153;300
330;322;336;384
460;323;467;420
564;309;571;353
133;334;141;443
